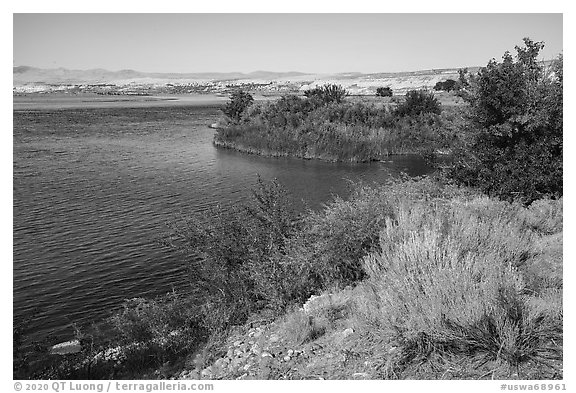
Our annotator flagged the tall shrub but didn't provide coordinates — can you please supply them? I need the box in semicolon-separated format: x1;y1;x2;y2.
304;84;348;105
449;38;563;203
162;177;310;328
395;90;442;117
361;199;562;373
223;90;254;123
433;79;457;92
376;86;393;97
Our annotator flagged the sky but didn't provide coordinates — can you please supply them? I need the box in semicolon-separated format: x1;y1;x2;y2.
13;13;563;74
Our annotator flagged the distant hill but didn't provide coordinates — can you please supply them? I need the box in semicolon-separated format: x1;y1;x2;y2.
14;65;506;95
14;65;483;86
12;66;313;85
15;62;558;89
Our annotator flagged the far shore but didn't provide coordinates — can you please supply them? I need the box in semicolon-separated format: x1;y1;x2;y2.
12;93;279;111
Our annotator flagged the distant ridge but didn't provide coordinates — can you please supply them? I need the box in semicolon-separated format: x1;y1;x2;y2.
13;66;312;84
17;64;519;96
14;65;483;85
15;62;557;87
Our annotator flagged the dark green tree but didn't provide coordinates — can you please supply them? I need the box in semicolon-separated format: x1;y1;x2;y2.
304;84;348;105
457;68;470;88
449;38;562;203
433;79;457;92
223;90;254;123
395;89;442;117
376;86;393;97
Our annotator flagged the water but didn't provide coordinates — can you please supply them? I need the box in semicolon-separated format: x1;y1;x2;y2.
13;101;433;342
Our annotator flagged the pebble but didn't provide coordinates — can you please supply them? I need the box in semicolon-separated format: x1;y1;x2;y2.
283;355;291;361
200;366;213;379
342;328;354;337
334;328;355;344
261;352;273;358
260;355;272;367
184;370;200;380
269;334;280;343
213;358;229;370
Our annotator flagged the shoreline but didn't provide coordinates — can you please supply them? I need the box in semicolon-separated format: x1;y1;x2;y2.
213;137;443;164
12;93;230;111
13;93;281;111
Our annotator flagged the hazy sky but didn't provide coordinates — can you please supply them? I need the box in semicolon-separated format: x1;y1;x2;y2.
13;13;563;74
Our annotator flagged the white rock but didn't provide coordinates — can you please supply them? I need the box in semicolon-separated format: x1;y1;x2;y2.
213;358;228;369
303;293;334;315
49;339;81;355
201;367;213;379
342;328;354;337
334;328;355;345
269;334;280;343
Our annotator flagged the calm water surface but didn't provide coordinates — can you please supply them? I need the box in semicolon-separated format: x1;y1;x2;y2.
13;103;433;341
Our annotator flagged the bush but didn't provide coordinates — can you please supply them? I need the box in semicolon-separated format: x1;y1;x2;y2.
361;198;562;374
163;177;312;328
281;309;327;346
222;90;254;123
291;177;479;288
109;294;203;347
304;84;348;105
433;79;457;92
376;86;393;97
395;90;442;117
16;291;209;379
449;38;562;203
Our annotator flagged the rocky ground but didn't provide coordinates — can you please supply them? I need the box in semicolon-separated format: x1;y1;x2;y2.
176;290;385;380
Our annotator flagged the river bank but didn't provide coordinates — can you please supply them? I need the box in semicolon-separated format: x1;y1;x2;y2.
213;137;439;163
15;178;563;380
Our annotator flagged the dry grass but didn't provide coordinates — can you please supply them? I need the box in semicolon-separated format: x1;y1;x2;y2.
351;198;562;378
281;310;328;346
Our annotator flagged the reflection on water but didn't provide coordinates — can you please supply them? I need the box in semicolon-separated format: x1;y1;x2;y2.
13;105;433;341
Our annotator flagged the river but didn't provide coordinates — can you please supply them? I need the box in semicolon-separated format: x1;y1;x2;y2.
13;97;434;342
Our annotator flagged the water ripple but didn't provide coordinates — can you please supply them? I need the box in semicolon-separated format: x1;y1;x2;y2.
13;105;433;342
